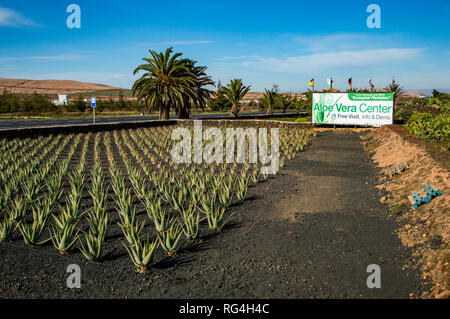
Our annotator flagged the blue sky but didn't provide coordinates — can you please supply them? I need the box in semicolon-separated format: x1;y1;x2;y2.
0;0;449;92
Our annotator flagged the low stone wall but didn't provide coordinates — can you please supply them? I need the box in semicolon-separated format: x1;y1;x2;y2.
0;120;178;139
0;112;306;138
177;119;313;129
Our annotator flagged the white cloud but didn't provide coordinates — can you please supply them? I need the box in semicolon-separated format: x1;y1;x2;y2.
162;40;213;45
0;7;36;27
293;33;382;52
240;48;424;74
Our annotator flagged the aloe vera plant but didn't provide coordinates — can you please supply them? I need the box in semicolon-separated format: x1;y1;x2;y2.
190;188;202;205
159;221;184;256
79;222;107;261
51;221;79;255
204;206;234;232
236;176;249;201
0;214;14;242
59;193;82;222
8;197;28;223
87;206;108;236
124;237;158;273
46;174;63;208
250;169;260;184
128;167;147;199
217;185;232;208
21;176;41;203
33;197;52;225
199;191;217;216
17;220;50;247
181;203;200;241
119;219;144;246
17;198;52;246
147;199;170;234
115;191;136;228
167;188;185;212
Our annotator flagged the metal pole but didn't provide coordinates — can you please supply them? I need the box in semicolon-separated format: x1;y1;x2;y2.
93;108;95;124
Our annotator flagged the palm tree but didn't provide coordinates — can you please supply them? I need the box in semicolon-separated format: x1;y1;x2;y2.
261;85;279;115
302;89;313;116
219;79;251;117
132;47;197;120
178;60;215;119
278;94;294;113
386;83;403;111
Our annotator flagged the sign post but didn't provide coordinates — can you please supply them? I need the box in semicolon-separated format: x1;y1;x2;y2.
91;97;96;124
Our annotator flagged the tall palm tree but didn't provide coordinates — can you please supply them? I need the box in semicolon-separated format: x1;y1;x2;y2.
132;47;197;120
178;60;215;119
219;79;251;117
261;85;279;115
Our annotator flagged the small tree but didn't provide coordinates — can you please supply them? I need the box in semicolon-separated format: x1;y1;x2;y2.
261;84;279;115
71;95;87;112
277;94;293;113
386;83;403;111
219;79;251;117
117;91;127;110
208;92;231;112
302;90;313;116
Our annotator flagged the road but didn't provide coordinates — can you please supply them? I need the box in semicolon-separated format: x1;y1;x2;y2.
0;111;299;130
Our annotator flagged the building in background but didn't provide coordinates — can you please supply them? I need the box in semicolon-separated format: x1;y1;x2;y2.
52;94;69;105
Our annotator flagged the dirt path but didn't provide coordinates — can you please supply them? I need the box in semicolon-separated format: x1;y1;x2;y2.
0;131;424;298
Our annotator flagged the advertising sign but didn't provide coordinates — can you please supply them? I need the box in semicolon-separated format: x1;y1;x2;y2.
312;93;394;127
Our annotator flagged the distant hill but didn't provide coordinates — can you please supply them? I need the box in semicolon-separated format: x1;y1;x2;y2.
402;91;431;98
0;78;126;95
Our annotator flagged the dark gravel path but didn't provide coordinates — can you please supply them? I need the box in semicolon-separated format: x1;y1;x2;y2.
0;130;424;298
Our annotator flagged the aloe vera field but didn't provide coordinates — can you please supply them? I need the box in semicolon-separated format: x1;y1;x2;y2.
0;122;430;298
0;124;310;258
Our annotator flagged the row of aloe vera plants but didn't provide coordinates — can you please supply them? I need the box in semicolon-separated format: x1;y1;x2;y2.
0;125;314;274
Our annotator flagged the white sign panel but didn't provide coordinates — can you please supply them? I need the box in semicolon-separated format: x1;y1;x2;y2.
312;93;394;127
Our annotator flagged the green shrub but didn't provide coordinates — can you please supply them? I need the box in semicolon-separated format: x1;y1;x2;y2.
394;107;414;122
0;91;56;113
69;95;87;112
404;97;428;107
295;117;310;123
406;112;450;141
208;94;231;112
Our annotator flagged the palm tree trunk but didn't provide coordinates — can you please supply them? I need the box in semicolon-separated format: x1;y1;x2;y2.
393;95;397;124
160;106;170;120
231;104;238;117
266;106;273;115
179;107;190;119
